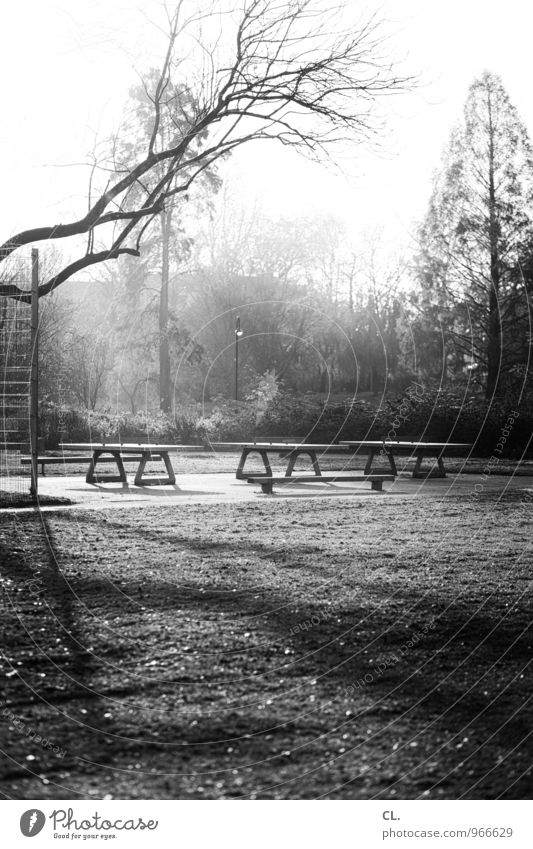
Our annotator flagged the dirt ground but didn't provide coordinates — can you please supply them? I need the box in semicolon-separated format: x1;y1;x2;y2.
0;480;532;800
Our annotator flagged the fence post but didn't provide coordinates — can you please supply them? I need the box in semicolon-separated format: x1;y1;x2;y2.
30;249;39;498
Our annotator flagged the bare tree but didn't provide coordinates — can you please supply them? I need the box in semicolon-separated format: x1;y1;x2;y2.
65;332;114;411
0;0;410;304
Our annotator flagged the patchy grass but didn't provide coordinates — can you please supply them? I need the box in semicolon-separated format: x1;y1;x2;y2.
0;489;532;800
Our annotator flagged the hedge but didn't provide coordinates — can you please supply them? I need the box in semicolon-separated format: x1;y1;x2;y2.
39;385;533;459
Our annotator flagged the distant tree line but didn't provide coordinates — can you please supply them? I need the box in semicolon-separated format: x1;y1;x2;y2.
19;67;533;416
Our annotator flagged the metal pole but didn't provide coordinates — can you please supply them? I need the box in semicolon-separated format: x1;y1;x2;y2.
30;249;39;497
235;333;239;401
234;316;243;401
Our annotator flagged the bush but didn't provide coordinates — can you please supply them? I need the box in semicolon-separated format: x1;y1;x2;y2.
258;386;533;457
39;404;207;449
258;393;386;442
39;387;533;458
199;400;256;442
378;386;532;458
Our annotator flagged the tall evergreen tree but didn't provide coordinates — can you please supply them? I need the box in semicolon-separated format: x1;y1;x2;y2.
416;71;533;397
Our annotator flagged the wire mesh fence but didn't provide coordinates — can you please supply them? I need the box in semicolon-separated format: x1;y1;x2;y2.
0;251;35;505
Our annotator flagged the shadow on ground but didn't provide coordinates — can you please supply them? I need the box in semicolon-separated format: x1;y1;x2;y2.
0;496;532;799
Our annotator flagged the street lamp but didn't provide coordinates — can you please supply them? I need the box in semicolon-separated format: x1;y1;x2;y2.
234;315;243;400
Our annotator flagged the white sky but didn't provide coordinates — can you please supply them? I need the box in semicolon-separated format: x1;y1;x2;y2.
2;0;533;256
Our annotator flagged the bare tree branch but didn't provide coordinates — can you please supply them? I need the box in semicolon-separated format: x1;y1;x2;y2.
0;0;411;299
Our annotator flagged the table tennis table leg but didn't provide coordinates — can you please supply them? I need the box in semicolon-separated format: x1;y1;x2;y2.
364;449;376;475
86;450;127;484
384;448;398;476
284;449;322;477
236;448;272;480
134;451;176;486
412;453;446;478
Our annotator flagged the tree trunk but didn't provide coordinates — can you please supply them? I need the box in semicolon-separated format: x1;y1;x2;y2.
486;287;501;397
159;210;171;413
485;87;502;398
